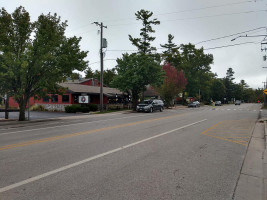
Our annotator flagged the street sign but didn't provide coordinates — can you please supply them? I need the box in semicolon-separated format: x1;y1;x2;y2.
264;89;267;95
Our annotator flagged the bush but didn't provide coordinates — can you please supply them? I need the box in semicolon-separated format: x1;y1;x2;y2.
87;104;98;112
31;104;45;111
65;104;81;113
65;104;98;113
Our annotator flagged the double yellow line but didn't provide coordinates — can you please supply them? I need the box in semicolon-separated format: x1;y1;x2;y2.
0;113;184;151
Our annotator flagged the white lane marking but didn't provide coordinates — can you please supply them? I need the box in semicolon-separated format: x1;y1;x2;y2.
0;119;207;193
0;114;155;135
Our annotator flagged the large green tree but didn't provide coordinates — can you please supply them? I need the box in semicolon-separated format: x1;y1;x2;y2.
85;67;117;87
160;34;180;65
129;9;160;55
223;67;235;102
0;7;88;120
210;79;226;102
178;43;214;101
112;53;163;109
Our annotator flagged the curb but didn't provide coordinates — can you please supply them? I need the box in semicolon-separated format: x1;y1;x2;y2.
233;119;265;200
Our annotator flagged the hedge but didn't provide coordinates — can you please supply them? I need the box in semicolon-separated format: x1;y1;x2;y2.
65;104;98;113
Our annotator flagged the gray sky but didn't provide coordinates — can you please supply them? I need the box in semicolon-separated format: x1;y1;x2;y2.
2;0;267;89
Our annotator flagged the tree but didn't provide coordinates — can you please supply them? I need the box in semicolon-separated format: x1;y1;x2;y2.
0;7;88;121
112;53;163;110
85;67;117;87
84;67;94;78
157;63;187;107
210;79;226;102
178;43;214;102
223;68;235;102
160;34;180;65
129;9;160;55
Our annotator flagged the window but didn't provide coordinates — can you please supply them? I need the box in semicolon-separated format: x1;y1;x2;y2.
62;95;69;103
43;96;49;103
51;95;58;103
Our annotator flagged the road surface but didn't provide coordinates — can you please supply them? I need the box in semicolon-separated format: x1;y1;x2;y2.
0;103;261;199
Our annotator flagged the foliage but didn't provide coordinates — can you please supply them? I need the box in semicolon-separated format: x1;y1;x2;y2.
157;63;187;107
210;79;226;101
87;104;98;112
0;7;88;120
177;43;214;101
65;104;98;113
112;53;163;110
128;9;160;56
84;67;94;78
85;67;117;87
31;104;46;111
160;34;180;65
223;68;235;101
65;104;82;113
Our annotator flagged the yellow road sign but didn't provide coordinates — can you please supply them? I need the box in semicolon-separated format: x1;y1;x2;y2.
264;89;267;95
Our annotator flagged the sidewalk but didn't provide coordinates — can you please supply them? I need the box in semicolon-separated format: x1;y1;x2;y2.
234;109;267;200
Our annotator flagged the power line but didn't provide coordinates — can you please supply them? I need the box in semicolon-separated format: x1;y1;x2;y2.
203;41;259;50
108;9;267;27
195;26;267;45
67;0;262;32
103;0;257;23
155;0;258;17
89;59;117;65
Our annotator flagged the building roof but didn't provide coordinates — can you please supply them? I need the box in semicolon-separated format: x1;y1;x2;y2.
58;82;123;96
144;85;160;97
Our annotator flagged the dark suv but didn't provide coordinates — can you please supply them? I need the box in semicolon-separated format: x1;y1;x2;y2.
136;99;164;113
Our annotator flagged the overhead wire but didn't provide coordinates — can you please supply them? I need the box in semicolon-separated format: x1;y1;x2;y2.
67;0;262;32
195;26;267;45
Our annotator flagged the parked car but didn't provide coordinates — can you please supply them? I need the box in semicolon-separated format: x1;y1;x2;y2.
215;101;222;106
136;99;164;113
188;101;200;108
235;100;241;105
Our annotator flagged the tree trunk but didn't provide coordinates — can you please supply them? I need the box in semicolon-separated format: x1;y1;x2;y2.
18;99;27;121
5;95;9;119
132;92;139;111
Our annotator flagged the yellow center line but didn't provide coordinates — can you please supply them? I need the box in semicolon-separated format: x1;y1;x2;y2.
0;113;186;151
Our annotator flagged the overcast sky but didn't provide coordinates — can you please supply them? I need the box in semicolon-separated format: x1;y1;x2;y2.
2;0;267;89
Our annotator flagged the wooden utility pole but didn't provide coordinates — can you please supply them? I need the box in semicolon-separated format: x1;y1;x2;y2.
4;94;9;119
93;22;107;112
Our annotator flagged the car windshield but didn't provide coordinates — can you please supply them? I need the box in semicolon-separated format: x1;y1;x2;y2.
140;100;152;105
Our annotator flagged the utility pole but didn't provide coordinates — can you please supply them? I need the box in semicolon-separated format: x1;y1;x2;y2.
4;94;9;119
93;22;107;112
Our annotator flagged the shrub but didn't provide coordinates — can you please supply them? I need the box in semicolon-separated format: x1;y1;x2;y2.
87;104;98;112
65;104;98;113
31;104;45;111
65;104;81;113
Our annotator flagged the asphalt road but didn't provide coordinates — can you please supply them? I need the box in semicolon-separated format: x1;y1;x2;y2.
0;103;261;200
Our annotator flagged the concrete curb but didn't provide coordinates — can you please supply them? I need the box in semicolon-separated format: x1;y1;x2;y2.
234;120;265;200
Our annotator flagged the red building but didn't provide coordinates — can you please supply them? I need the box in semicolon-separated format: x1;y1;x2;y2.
8;78;124;111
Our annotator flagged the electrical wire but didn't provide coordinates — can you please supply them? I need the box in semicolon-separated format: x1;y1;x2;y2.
195;26;267;45
67;0;262;32
108;9;267;27
203;41;259;50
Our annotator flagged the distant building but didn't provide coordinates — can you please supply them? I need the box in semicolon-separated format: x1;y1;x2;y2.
8;78;124;111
